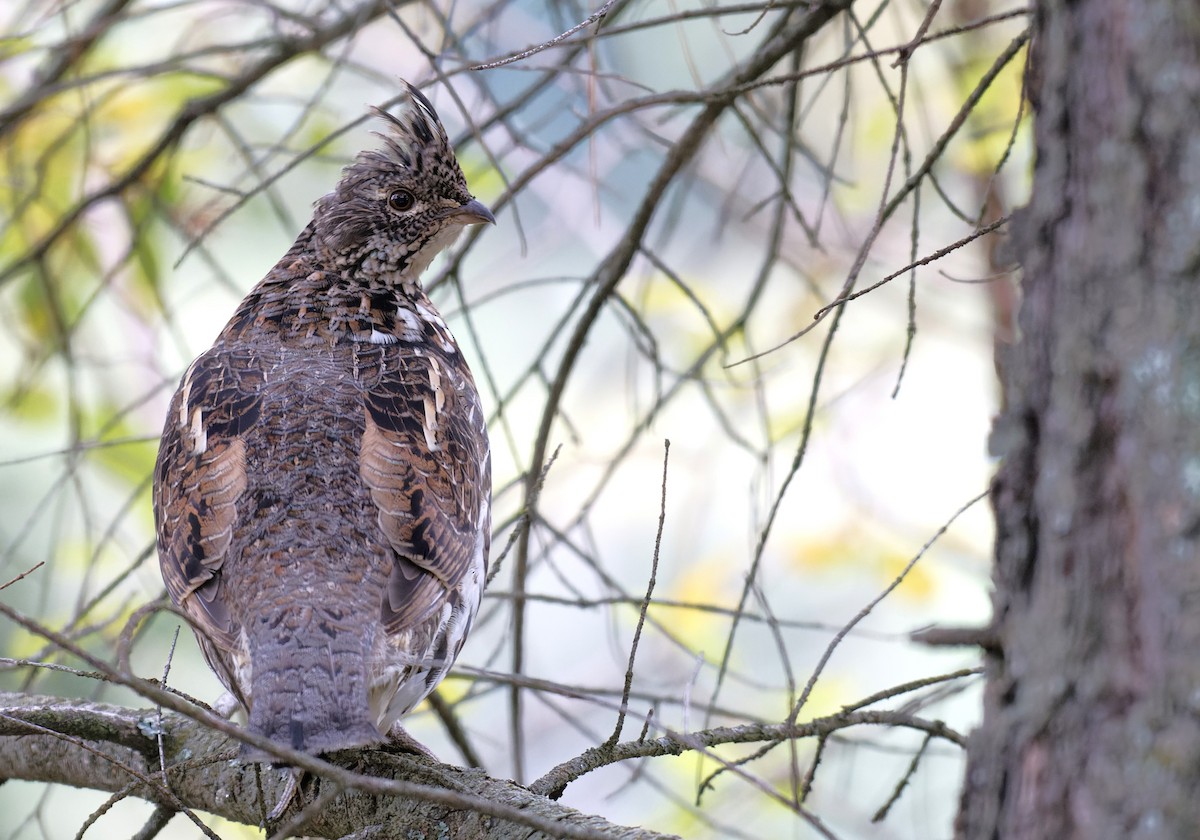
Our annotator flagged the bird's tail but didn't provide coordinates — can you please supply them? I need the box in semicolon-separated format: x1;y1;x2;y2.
241;603;384;763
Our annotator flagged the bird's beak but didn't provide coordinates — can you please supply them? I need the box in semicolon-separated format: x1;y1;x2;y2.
450;198;496;227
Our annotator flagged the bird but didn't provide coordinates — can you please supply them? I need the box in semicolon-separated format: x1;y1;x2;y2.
153;82;493;764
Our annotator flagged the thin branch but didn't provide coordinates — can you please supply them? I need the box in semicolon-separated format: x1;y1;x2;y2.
605;440;669;749
470;0;618;70
531;708;965;799
0;561;44;591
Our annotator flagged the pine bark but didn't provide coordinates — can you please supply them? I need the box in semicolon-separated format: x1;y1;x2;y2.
959;1;1200;837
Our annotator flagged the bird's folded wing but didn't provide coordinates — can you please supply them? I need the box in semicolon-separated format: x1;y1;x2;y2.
154;348;263;653
358;351;489;633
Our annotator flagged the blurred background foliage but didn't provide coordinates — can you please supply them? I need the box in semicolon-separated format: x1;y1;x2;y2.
0;0;1028;837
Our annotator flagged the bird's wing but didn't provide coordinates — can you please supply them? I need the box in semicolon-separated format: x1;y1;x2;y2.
358;347;490;633
154;346;263;655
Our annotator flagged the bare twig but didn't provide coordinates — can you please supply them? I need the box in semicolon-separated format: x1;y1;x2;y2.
0;561;44;591
470;0;618;70
605;440;670;749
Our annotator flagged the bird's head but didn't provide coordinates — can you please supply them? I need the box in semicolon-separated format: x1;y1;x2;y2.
314;82;494;285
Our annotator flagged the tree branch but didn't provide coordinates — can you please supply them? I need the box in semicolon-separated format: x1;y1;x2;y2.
530;708;965;800
0;691;677;840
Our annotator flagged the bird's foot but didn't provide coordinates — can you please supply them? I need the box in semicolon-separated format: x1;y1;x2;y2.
266;766;302;822
213;691;241;719
385;724;438;760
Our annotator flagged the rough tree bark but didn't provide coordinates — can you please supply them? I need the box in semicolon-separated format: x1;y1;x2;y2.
0;691;676;839
958;1;1200;837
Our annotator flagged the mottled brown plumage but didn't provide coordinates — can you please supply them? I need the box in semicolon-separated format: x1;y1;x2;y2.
154;83;492;762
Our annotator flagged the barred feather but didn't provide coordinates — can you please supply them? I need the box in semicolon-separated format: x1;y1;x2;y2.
154;82;493;761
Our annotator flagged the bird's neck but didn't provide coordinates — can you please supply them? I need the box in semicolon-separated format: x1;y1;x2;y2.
220;224;445;349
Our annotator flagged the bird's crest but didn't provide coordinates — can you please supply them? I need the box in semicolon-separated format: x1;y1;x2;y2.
370;83;454;174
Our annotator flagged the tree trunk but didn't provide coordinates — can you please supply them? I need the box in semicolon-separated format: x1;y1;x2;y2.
958;1;1200;837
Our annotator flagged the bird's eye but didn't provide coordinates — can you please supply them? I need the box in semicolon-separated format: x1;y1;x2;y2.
387;190;415;211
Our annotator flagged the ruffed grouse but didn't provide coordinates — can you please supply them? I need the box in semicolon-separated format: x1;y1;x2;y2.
154;83;492;761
